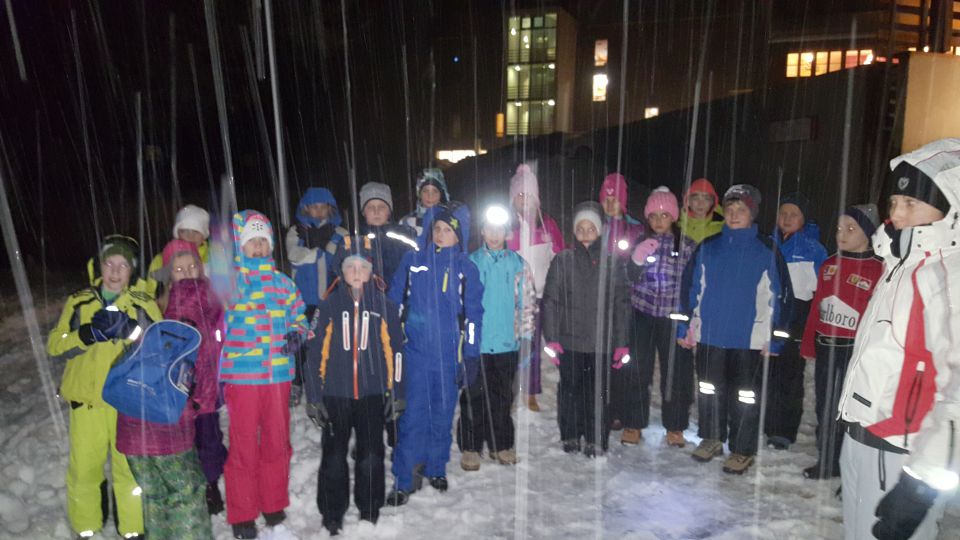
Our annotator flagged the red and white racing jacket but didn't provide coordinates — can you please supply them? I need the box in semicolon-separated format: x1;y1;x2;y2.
838;139;960;491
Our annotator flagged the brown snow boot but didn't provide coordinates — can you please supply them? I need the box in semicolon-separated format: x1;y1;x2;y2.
722;453;755;474
461;451;481;471
666;431;687;448
527;395;540;412
621;428;642;445
692;439;724;462
496;448;518;465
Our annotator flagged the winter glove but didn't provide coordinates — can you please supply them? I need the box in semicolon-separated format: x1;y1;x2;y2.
77;324;109;345
612;347;631;369
456;356;481;389
384;393;405;421
281;332;304;356
543;342;563;366
872;472;940;540
631;239;660;265
303;225;334;250
91;308;140;340
305;402;329;428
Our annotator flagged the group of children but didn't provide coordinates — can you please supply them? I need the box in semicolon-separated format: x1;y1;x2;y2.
47;138;960;540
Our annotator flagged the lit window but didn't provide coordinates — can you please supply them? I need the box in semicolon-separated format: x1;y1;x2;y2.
644;107;659;119
800;52;814;77
860;49;874;65
815;52;829;75
496;113;505;138
845;51;858;69
436;149;486;164
593;73;608;102
829;51;842;72
786;53;799;78
594;40;608;66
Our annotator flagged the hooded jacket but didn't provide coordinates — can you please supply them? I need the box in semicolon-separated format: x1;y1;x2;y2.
287;188;348;306
47;277;162;407
598;173;645;255
679;178;725;244
358;221;418;285
541;239;631;354
400;170;451;237
774;222;828;304
838;138;960;490
678;224;793;353
468;246;537;354
303;279;404;402
221;210;307;385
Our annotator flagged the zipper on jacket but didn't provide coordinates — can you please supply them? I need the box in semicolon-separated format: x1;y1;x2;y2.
353;300;359;399
902;361;925;449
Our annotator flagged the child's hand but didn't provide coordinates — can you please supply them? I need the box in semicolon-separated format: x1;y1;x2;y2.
306;402;329;428
543;342;563;366
612;347;631;369
384;394;405;421
631;239;660;265
281;332;304;355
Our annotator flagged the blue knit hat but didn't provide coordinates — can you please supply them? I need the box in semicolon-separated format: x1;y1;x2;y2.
843;204;880;239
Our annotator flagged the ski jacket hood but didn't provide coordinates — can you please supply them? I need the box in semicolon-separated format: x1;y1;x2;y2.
296;187;341;228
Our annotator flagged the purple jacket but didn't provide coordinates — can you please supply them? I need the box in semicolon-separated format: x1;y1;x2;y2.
116;278;224;457
629;230;697;318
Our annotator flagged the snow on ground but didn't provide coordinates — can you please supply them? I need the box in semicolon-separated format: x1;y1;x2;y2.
1;283;958;539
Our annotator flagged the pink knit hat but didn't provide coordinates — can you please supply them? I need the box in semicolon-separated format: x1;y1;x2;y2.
599;173;628;209
162;239;201;267
644;186;680;221
509;164;540;207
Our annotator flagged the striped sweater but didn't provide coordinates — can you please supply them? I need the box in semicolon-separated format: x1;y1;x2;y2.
220;210;307;385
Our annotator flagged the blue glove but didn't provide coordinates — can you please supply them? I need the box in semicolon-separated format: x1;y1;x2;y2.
456;356;481;389
281;332;304;355
91;309;139;340
873;473;939;539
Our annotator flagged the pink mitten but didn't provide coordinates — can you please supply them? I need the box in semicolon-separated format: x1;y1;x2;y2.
612;346;631;369
544;342;564;366
631;239;660;265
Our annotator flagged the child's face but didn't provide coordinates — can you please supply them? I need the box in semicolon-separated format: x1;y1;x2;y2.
574;220;599;247
432;221;458;248
888;195;945;230
647;212;675;235
100;254;132;293
601;196;622;218
170;253;201;283
363;199;391;227
836;215;870;253
481;223;507;250
242;237;271;258
688;192;714;218
304;202;331;221
177;228;205;246
343;259;372;289
420;185;442;209
723;201;753;230
513;193;536;215
777;203;804;236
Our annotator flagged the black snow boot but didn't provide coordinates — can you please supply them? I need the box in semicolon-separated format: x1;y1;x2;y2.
428;476;448;492
562;440;581;454
232;521;258;539
360;509;379;524
385;489;410;506
323;518;343;536
263;510;286;526
803;462;841;480
206;482;224;515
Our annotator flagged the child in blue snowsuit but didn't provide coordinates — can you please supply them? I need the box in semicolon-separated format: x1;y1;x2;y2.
386;207;484;505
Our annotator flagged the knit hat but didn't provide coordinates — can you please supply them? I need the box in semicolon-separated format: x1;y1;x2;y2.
644;186;680;221
172;204;210;239
100;235;140;278
888;160;951;215
843;204;880;239
341;253;373;272
162;239;201;268
509;164;540;208
572;201;604;234
780;192;811;220
723;184;762;218
684;178;719;216
599;173;629;210
238;211;275;251
360;181;393;212
417;168;450;204
432;208;463;244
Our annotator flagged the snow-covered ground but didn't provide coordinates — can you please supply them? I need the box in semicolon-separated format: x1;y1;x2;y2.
1;284;958;539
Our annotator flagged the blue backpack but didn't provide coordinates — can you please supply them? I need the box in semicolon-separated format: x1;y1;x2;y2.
102;320;201;424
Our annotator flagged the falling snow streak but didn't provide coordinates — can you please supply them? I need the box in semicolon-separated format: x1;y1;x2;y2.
203;0;237;212
4;0;26;81
264;0;290;229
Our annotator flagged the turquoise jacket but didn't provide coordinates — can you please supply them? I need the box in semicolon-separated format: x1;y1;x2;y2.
468;246;536;354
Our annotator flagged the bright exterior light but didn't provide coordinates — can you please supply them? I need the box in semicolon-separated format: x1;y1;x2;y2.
514;65;521;72
484;205;510;227
864;52;874;65
802;52;814;62
514;101;522;107
510;28;517;36
592;73;608;102
923;45;930;53
548;63;555;69
436;149;486;164
547;99;556;106
644;107;659;119
522;34;529;44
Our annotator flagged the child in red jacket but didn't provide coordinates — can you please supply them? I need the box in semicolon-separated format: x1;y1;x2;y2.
800;204;882;479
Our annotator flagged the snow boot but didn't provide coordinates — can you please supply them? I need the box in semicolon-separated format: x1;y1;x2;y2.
621;428;641;445
766;436;791;450
527;395;540;412
206;482;224;515
496;448;518;465
691;439;724;462
562;440;580;454
722;453;755;474
264;510;286;526
666;431;687;448
429;476;448;492
323;519;343;536
289;384;303;408
232;521;258;539
803;461;841;480
360;509;379;524
385;489;410;506
461;451;481;471
583;443;604;458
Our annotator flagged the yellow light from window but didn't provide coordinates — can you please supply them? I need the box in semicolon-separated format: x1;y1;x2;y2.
514;101;522;107
496;113;505;138
829;50;842;72
801;52;814;63
799;52;813;77
594;39;609;67
592;73;608;101
923;46;930;53
510;28;518;36
514;65;521;72
815;52;828;75
644;107;659;119
786;52;799;78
